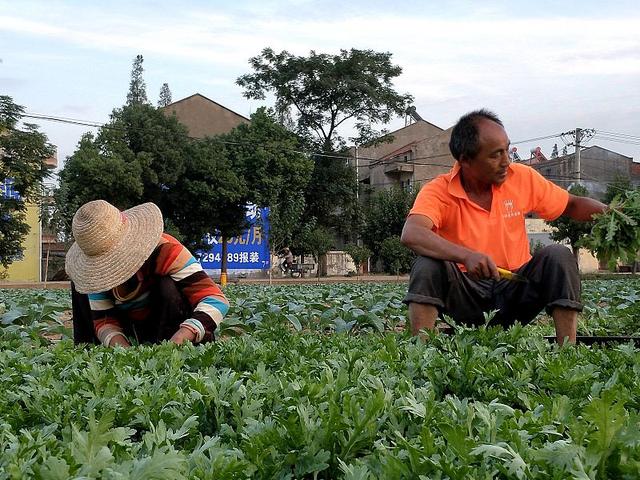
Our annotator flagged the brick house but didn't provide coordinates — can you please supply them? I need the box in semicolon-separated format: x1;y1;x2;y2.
161;93;249;139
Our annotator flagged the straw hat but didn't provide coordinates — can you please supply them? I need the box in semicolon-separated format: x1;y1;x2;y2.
65;200;164;294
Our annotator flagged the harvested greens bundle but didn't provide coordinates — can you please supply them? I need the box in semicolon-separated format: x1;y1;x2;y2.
582;189;640;270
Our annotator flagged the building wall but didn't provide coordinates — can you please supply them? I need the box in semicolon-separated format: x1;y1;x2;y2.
2;203;41;281
357;123;454;192
163;94;249;139
531;146;634;200
411;127;455;189
324;251;357;276
355;121;443;184
525;218;599;273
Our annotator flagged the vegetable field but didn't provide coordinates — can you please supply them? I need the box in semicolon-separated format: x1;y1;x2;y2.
1;280;639;479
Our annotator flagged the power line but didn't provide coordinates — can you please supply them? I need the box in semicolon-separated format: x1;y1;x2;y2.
511;133;563;144
23;113;104;128
596;130;640;141
592;133;640;146
23;111;384;162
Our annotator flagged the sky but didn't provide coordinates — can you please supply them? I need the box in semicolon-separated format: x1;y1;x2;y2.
1;0;639;181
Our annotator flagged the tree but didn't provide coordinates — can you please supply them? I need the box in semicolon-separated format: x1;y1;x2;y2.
221;108;313;252
237;48;412;237
0;96;54;269
237;48;413;150
362;186;416;257
379;236;413;275
167;138;249;277
54;133;145;236
551;143;558;159
300;226;333;278
344;244;371;278
158;83;172;107
603;174;633;205
126;54;148;106
562;145;568;156
56;104;190;235
297;152;362;240
547;184;594;262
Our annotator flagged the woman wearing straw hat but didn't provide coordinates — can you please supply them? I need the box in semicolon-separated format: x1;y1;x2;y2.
66;199;229;347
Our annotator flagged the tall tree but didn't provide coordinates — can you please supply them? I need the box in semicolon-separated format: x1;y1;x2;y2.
237;48;413;150
0;96;54;269
56;104;190;235
167;138;249;277
158;83;172;107
299;226;333;278
237;48;412;237
126;54;148;106
547;184;594;261
362;186;416;257
54;132;145;236
222;107;313;252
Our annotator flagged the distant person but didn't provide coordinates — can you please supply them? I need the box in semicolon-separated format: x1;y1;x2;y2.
401;109;607;344
280;247;294;274
65;200;229;347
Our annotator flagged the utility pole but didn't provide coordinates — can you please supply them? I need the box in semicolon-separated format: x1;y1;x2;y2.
355;146;359;201
575;128;582;183
560;128;594;184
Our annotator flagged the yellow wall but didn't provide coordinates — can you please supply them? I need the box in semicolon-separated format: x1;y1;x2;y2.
2;203;41;282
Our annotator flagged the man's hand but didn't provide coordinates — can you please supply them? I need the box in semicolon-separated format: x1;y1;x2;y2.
170;326;197;345
463;252;499;281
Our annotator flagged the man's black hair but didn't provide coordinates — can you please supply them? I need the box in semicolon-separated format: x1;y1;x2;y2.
448;109;503;161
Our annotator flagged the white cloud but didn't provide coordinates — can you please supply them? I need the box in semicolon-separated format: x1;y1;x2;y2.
1;1;638;162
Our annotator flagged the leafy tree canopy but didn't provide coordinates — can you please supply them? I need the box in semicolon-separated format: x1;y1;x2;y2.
547;184;593;261
157;83;172;107
603;175;633;205
238;48;412;240
55;103;190;236
126;54;148;106
237;47;413;151
362;186;416;256
0;96;54;268
221;107;313;251
379;236;413;275
299;226;333;277
167;138;248;252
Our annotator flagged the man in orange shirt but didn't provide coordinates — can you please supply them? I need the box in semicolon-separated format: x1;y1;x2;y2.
401;109;606;343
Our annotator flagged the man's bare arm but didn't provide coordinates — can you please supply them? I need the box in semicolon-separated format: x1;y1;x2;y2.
562;194;607;221
400;214;499;280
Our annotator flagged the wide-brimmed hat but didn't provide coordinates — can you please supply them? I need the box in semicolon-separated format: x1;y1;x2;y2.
65;200;163;294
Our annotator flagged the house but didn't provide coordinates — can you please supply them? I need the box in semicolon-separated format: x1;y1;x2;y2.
524;145;636;200
161;93;249;139
2;149;58;282
353;115;456;193
523;145;639;272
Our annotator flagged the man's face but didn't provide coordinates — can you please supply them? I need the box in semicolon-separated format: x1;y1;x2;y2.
461;118;511;186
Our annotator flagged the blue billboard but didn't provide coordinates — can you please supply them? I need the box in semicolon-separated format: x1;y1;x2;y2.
197;205;270;271
1;178;20;200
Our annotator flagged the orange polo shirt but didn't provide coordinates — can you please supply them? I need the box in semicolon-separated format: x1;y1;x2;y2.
409;162;569;270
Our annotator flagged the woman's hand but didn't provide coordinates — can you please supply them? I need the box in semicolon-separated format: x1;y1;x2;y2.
170;326;197;345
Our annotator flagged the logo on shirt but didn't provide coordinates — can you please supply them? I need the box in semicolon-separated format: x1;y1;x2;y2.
503;199;521;219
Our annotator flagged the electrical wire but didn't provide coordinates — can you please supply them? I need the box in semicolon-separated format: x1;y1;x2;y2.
596;130;640;141
511;133;563;144
593;133;640;146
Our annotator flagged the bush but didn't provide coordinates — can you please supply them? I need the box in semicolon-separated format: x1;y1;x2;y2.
344;244;372;274
379;236;414;274
529;239;545;256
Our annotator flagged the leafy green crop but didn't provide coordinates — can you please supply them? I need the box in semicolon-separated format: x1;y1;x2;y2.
0;280;639;478
582;189;640;270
